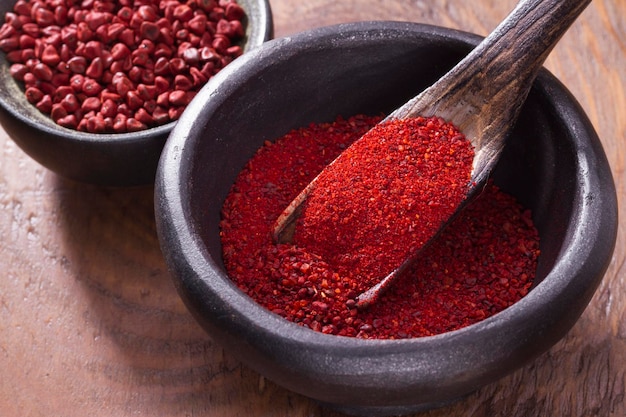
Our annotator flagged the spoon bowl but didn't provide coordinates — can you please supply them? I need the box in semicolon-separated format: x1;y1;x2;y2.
155;21;617;415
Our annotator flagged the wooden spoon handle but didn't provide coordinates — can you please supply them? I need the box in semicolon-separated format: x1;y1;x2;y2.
392;0;592;184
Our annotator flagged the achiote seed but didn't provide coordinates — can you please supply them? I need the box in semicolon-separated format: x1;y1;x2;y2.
1;0;247;133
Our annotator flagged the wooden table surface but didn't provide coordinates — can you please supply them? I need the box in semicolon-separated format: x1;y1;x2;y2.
1;0;624;416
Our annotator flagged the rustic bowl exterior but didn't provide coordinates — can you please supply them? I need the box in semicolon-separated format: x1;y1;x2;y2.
155;22;617;416
0;0;273;186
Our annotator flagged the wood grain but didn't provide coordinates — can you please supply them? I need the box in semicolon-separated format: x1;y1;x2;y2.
0;0;624;416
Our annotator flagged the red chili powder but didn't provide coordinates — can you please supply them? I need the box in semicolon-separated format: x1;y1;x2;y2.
220;115;540;339
294;116;474;287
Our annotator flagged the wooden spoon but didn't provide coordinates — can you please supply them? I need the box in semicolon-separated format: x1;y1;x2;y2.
272;0;591;308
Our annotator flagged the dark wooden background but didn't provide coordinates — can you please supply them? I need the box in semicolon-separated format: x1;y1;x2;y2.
1;0;624;416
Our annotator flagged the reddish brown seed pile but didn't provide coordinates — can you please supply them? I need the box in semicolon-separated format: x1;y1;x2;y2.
220;115;540;339
0;0;246;133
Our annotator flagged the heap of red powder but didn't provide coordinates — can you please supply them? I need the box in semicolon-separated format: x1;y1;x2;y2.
220;115;540;339
294;116;474;287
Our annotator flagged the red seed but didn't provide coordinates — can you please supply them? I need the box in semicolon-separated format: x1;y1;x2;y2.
32;62;53;81
19;34;36;49
82;78;102;96
126;117;147;132
10;64;28;81
169;57;186;74
118;28;135;47
25;86;44;104
56;114;78;129
200;47;219;61
138;5;158;22
85;57;104;79
154;76;170;94
228;20;245;38
35;9;55;27
60;93;79;112
139;39;156;54
212;35;230;53
67;56;87;73
59;44;71;62
21;48;36;61
76;22;93;42
168;90;189;106
140;21;160;41
128;66;142;83
86;115;106;132
154;43;173;59
54;6;69;26
226;45;242;58
81;96;101;112
225;3;245;21
188;15;208;35
51;72;70;87
168;105;185;120
136;84;157;100
100;91;121;102
83;40;103;60
117;7;133;22
100;98;118;118
85;11;108;31
189;66;208;86
131;49;149;66
154;57;170;75
35;94;52;113
50;103;68;121
21;23;39;38
41;44;60;66
6;50;23;63
174;74;193;91
134;107;154;125
107;23;126;40
61;26;77;46
126;90;144;110
52;85;74;102
173;5;194;22
112;74;133;96
14;1;32;17
0;36;19;52
110;43;130;60
182;47;200;64
152;106;169;124
143;99;156;113
68;74;84;92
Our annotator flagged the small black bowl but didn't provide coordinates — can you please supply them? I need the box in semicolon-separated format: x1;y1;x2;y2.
0;0;273;186
155;22;617;416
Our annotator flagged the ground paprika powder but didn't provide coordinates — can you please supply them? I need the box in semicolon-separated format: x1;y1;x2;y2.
294;116;474;290
220;114;540;339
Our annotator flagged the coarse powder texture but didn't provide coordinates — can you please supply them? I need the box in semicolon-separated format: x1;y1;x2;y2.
294;116;474;287
219;114;540;339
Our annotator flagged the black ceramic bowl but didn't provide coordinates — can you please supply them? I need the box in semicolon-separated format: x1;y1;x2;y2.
0;0;272;186
154;22;617;416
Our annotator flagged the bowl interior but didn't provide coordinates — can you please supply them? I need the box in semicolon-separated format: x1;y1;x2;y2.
157;21;616;415
188;27;569;282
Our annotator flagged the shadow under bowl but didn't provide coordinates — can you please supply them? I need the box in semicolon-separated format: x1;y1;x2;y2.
0;0;273;186
154;21;617;416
